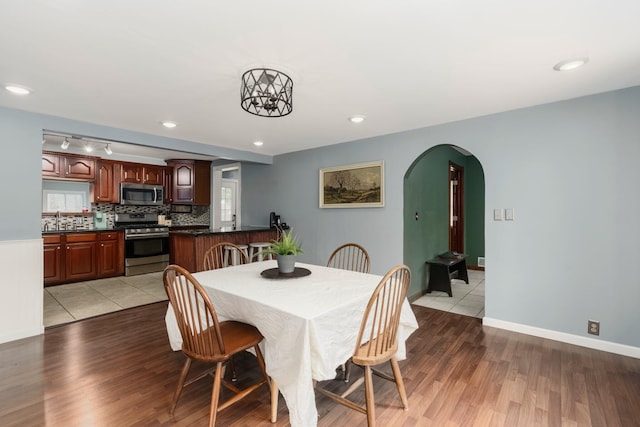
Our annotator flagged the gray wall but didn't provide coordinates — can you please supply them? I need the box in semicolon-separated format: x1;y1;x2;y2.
1;87;639;353
242;86;640;349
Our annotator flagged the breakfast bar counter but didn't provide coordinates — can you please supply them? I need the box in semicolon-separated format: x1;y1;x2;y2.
169;226;278;272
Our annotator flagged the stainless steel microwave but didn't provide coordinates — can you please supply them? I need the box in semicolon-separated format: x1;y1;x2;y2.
120;183;164;206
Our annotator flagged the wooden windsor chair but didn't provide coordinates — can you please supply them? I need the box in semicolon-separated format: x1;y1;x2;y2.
163;264;271;426
315;264;411;427
327;242;371;274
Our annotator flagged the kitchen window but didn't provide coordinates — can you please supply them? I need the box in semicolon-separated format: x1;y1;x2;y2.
42;181;90;212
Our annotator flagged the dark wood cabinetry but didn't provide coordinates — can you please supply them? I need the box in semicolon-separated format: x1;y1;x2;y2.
163;167;173;204
42;153;61;177
167;159;211;205
43;235;64;283
170;229;277;272
42;151;97;180
44;231;124;286
121;163;164;185
93;160;119;203
98;232;124;276
64;233;98;282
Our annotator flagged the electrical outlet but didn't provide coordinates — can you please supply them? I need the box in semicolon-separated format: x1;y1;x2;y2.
588;320;600;336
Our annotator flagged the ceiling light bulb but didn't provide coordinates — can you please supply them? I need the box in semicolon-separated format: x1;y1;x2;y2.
349;116;365;124
253;141;264;147
84;143;93;152
553;58;589;71
162;121;177;128
60;138;70;149
4;85;31;95
104;144;113;155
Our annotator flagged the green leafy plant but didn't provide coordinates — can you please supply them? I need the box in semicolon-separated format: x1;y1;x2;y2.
267;229;304;256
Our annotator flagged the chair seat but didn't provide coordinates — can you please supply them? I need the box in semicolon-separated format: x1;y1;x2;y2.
184;321;263;362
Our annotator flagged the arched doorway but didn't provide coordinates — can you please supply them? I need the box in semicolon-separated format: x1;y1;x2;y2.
403;144;486;317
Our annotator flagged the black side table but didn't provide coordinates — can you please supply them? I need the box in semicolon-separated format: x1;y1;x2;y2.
425;253;469;297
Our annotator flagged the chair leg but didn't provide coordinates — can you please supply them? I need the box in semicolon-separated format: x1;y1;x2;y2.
170;358;192;415
228;356;237;382
209;361;223;427
344;360;352;382
363;366;376;427
389;358;408;410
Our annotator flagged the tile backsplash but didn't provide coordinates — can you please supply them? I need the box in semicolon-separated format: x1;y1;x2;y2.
42;203;210;231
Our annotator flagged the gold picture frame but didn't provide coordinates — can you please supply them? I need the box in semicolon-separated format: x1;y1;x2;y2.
319;161;384;208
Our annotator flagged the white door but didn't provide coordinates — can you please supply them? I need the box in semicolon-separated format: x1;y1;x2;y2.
220;179;238;229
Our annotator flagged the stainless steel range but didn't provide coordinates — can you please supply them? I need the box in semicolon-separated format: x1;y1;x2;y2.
115;213;170;276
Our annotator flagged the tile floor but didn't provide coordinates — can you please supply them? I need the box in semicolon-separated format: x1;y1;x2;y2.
44;272;167;327
412;269;485;318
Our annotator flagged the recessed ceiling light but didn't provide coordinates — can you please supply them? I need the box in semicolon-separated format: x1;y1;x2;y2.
253;141;264;147
348;115;365;124
4;84;31;95
84;142;94;152
162;121;177;128
553;58;589;72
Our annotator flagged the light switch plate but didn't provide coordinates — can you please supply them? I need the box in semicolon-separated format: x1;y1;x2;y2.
493;209;503;221
505;208;514;221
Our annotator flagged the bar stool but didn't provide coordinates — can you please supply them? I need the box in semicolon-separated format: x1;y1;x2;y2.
224;244;249;266
249;242;273;262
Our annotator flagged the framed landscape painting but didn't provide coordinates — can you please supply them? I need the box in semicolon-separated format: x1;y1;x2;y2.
319;161;384;208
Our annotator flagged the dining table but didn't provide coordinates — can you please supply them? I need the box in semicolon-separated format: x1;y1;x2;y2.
164;260;419;427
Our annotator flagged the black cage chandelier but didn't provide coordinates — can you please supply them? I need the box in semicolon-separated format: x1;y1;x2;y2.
240;68;293;117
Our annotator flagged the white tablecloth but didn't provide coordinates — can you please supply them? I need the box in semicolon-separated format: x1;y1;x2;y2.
165;261;419;427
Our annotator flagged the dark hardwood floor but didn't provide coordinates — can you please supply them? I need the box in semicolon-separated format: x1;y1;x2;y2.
1;302;639;426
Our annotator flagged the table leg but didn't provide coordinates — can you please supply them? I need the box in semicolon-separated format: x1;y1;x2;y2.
271;378;278;423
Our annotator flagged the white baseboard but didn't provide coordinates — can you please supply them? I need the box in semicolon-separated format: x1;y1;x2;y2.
483;317;640;359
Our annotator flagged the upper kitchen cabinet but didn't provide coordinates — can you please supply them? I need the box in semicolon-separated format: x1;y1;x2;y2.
93;160;120;203
163;166;173;204
120;162;164;185
42;151;97;180
166;159;211;205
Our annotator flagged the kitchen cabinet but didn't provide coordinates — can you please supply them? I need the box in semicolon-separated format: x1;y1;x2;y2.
121;163;164;185
43;231;124;286
169;228;277;272
163;166;173;204
93;160;119;203
43;235;64;284
42;151;97;180
167;159;211;205
65;233;98;282
98;232;124;276
42;153;61;178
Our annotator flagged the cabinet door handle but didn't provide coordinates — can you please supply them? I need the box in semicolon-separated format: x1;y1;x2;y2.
101;244;104;247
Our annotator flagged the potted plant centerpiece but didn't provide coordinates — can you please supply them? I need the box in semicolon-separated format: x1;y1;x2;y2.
268;229;303;274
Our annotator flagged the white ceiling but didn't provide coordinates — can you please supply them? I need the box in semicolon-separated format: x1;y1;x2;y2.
2;1;640;159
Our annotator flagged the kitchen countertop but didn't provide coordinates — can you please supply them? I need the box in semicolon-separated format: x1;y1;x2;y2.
170;226;273;236
42;228;121;235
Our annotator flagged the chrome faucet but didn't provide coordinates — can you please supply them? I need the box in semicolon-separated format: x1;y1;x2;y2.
55;211;61;231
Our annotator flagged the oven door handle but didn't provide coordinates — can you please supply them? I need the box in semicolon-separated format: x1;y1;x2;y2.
125;232;169;240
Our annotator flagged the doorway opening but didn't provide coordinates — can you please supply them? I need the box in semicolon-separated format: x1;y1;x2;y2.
403;144;485;318
212;163;241;229
449;161;464;253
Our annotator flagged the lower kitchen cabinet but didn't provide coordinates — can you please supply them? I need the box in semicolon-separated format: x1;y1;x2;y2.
98;232;124;276
44;231;124;286
43;235;64;283
65;233;98;282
